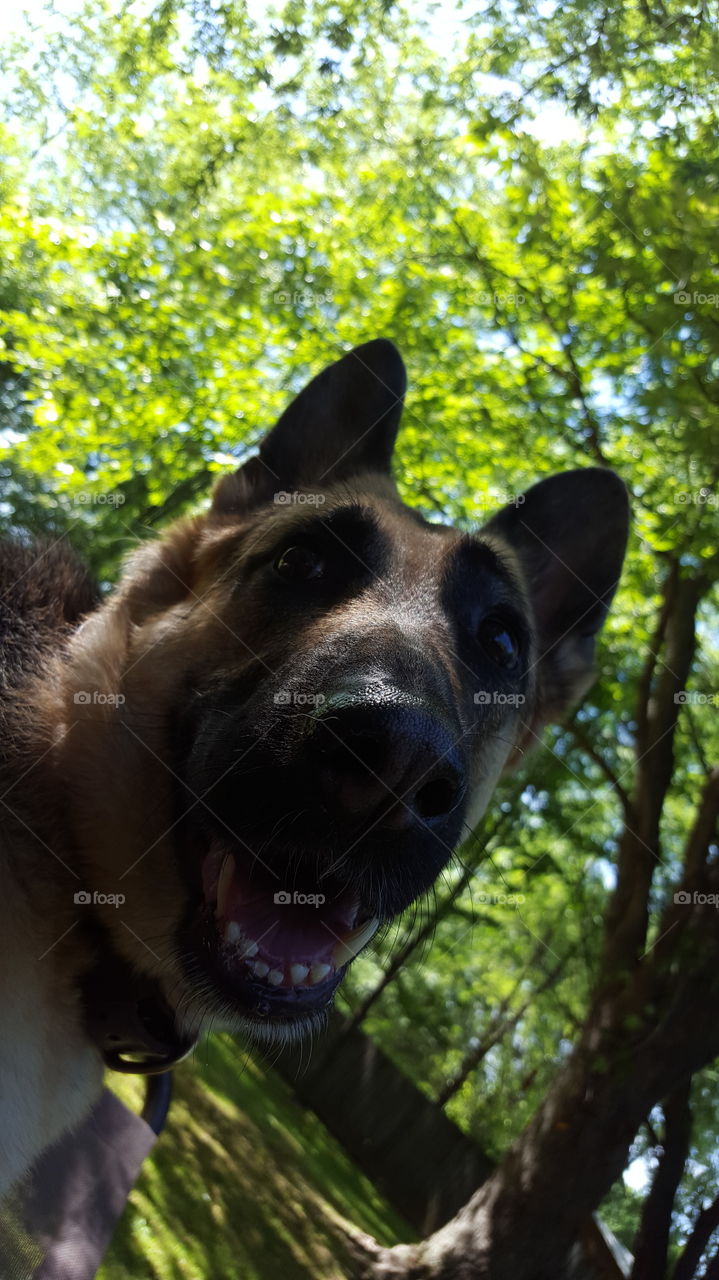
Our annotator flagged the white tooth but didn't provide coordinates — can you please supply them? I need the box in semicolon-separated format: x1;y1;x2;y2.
331;917;380;968
267;968;284;986
216;856;235;917
240;940;259;959
290;963;309;985
224;920;242;944
253;961;269;978
310;962;332;985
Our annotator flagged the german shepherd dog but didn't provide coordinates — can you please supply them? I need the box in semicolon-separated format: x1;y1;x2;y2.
0;339;629;1196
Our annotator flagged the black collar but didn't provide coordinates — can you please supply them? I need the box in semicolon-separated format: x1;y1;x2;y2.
81;941;197;1075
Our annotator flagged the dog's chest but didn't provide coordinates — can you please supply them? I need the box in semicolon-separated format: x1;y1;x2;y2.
0;868;103;1197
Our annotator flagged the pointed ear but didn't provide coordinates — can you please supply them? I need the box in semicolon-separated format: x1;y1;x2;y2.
483;468;630;730
212;339;406;515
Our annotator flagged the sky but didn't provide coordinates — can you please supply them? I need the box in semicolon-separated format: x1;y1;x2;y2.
1;0;587;147
9;0;709;1213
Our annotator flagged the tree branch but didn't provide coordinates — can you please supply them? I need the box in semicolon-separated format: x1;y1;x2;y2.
634;559;677;755
672;1189;719;1280
435;943;570;1108
630;1081;692;1280
570;720;633;818
601;569;704;978
701;1250;719;1280
683;766;719;880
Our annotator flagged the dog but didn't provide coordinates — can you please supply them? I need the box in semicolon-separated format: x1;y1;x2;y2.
0;338;629;1196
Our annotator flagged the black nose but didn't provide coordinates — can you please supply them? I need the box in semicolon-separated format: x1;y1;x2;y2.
309;699;465;831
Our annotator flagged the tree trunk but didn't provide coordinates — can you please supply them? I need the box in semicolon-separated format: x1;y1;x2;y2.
341;870;719;1278
335;577;719;1280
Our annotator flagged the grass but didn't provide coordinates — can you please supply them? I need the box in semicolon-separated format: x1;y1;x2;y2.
99;1035;413;1280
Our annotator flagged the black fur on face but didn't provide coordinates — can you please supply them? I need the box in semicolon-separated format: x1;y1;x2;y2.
175;493;534;925
44;339;627;1038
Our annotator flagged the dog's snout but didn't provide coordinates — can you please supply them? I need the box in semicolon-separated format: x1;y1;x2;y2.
311;700;464;831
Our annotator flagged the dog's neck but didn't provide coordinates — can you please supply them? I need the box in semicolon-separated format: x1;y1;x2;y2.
79;920;197;1074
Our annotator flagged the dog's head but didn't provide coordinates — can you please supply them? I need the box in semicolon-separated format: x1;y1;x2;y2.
52;340;628;1044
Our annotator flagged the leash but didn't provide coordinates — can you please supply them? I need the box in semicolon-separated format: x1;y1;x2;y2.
10;948;197;1279
11;947;198;1278
15;1079;173;1280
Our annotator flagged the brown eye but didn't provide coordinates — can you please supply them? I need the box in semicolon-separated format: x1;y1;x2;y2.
275;545;326;582
478;616;520;669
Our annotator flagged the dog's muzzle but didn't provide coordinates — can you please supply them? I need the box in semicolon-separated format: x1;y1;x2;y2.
177;676;468;1028
302;691;465;832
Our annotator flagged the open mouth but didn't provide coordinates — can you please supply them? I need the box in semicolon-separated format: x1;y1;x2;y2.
194;843;380;1023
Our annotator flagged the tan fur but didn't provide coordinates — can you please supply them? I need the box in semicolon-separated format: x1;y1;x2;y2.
1;339;626;1196
1;473;536;1192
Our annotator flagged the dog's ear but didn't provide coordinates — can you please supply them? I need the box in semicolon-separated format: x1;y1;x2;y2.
212;339;406;514
483;468;630;732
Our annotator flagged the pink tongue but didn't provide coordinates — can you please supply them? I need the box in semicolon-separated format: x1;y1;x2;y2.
202;850;359;966
238;906;339;964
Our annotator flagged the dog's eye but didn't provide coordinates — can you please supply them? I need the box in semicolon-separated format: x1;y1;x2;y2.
477;616;520;669
275;545;326;582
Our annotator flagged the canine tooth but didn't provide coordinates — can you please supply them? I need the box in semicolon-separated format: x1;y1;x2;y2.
224;920;242;944
332;917;380;968
216;856;235;917
310;963;332;985
241;940;259;959
267;968;284;986
253;961;269;978
290;963;309;985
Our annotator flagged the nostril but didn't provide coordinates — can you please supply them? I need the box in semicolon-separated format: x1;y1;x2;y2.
312;703;465;827
415;776;459;821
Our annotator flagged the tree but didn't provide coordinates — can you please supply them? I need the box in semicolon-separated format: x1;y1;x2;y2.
1;0;718;1275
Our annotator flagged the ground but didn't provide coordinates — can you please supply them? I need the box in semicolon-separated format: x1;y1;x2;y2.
102;1034;412;1280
